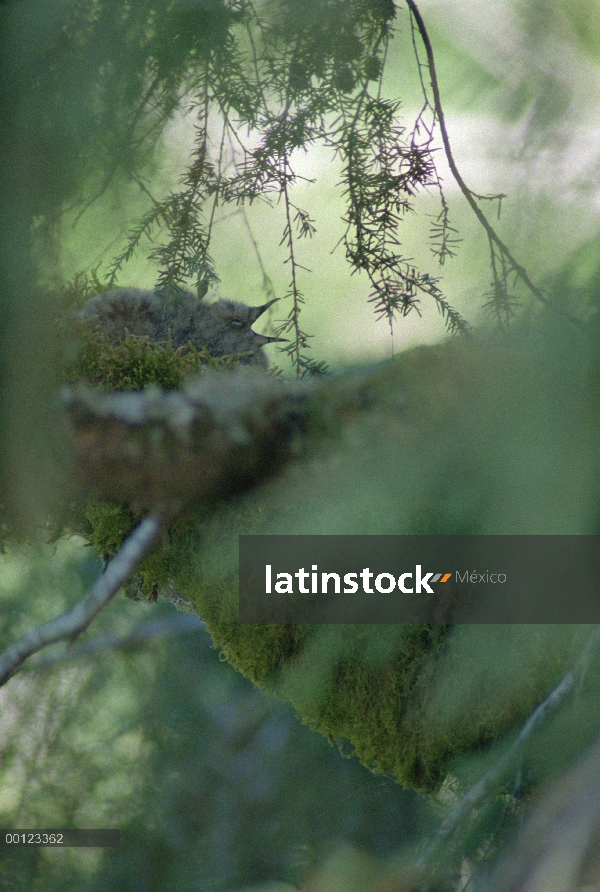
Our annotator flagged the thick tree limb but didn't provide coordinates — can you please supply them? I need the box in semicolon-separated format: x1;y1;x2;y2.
0;512;163;687
61;367;363;508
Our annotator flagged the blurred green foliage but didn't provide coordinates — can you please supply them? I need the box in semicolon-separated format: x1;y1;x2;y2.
0;541;433;891
2;0;600;889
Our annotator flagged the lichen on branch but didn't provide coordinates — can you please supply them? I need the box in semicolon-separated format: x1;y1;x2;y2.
63;368;317;510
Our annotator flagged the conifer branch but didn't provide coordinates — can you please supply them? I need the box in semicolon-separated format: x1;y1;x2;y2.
405;0;582;327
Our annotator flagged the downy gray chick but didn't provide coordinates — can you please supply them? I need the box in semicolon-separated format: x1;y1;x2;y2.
79;288;286;368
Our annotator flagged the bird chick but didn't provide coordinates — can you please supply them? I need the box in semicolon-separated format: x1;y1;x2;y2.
79;288;286;367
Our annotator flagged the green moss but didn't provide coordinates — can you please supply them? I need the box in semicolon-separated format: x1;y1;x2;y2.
157;499;573;792
189;581;579;792
188;564;577;793
64;327;247;391
84;499;139;554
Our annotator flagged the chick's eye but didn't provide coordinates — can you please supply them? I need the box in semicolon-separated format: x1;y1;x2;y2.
230;317;244;329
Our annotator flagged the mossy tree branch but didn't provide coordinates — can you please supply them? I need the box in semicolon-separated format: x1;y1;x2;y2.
61;370;322;509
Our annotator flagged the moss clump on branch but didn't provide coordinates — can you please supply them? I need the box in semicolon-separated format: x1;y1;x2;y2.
64;326;248;392
172;503;583;792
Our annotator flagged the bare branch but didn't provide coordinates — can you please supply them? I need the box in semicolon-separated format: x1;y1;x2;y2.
421;625;600;874
20;614;204;674
0;513;164;687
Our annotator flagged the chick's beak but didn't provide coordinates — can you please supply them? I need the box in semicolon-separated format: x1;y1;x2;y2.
252;332;288;346
248;297;279;324
248;298;286;345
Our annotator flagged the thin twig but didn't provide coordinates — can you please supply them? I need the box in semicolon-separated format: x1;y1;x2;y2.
71;73;163;227
20;615;205;674
421;625;600;869
282;157;303;376
405;0;582;327
240;206;278;302
0;513;164;688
